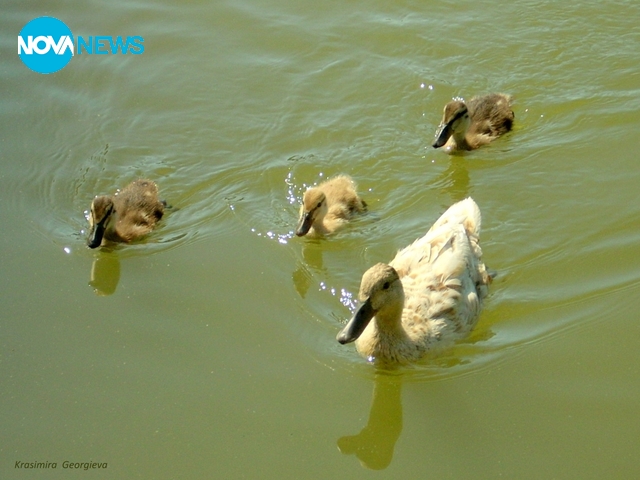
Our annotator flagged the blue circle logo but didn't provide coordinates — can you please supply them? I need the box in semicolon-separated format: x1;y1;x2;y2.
18;17;74;74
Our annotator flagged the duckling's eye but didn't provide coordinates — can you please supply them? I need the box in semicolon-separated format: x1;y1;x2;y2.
383;282;390;290
317;201;323;208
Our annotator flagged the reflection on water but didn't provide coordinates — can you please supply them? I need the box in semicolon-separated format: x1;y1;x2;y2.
433;156;470;203
338;373;403;470
291;263;312;298
336;336;499;471
89;250;121;296
292;241;326;298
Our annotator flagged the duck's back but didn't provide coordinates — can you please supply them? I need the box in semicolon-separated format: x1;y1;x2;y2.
391;198;481;273
323;175;366;220
389;198;489;351
467;93;514;138
113;180;164;241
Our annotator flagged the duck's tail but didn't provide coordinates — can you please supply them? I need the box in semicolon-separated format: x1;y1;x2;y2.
431;197;481;238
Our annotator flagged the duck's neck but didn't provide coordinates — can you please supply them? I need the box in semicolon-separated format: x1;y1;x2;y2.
369;295;411;355
452;129;472;151
311;211;329;236
102;209;121;241
376;300;404;332
362;306;412;364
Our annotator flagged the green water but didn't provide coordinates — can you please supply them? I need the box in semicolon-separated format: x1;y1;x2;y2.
2;0;640;478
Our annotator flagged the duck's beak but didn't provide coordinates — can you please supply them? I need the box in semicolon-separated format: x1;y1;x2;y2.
337;298;376;344
87;221;106;249
432;122;453;148
295;211;313;237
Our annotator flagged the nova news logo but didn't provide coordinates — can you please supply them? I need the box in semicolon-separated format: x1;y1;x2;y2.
18;16;144;74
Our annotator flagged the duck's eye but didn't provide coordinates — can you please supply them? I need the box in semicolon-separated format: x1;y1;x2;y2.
317;201;322;208
383;282;390;290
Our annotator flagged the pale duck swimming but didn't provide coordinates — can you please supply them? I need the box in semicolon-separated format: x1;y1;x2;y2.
337;197;491;364
296;174;366;237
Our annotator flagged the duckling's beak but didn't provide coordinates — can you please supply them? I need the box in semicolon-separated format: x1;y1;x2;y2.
295;211;313;237
432;122;453;148
337;298;376;344
87;221;106;249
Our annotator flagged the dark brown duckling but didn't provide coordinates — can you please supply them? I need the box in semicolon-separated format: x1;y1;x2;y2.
433;93;514;153
87;179;164;248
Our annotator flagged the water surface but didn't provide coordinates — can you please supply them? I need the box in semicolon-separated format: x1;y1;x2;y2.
2;0;640;478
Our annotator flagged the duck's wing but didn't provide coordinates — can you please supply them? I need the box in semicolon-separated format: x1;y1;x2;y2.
113;181;164;241
395;222;485;345
468;94;514;137
325;176;365;213
390;222;454;277
391;198;489;312
392;198;481;271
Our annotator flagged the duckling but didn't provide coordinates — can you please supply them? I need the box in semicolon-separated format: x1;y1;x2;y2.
337;197;491;364
295;174;366;237
87;179;164;249
432;93;514;153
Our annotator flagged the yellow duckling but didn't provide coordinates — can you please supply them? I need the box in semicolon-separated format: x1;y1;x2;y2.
87;179;164;249
337;197;491;364
295;174;366;237
432;93;514;153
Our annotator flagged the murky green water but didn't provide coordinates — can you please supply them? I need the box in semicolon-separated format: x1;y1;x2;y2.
2;0;640;478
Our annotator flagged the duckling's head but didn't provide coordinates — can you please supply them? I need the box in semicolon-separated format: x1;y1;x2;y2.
337;263;403;344
432;100;470;148
87;195;115;249
295;188;327;237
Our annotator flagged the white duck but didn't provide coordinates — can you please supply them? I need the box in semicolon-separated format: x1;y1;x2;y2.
337;197;492;364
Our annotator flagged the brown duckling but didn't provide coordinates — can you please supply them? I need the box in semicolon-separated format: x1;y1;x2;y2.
432;93;514;153
295;174;366;237
87;179;164;249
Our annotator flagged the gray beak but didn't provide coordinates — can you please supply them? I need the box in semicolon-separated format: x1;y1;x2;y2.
295;212;314;237
432;122;453;148
337;298;376;344
87;222;106;249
